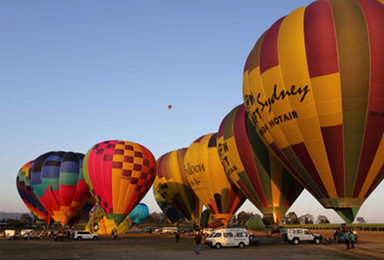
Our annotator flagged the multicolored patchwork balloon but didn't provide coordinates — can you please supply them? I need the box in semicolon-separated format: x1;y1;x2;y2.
83;140;156;226
218;104;303;223
29;151;95;227
184;133;246;226
155;148;202;221
16;161;49;222
243;0;384;223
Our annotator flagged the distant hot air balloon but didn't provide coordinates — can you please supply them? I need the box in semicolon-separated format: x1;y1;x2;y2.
243;0;384;223
218;104;303;223
155;149;202;221
16;161;49;222
184;133;246;226
83;140;156;226
168;105;172;109
128;203;149;224
153;180;185;224
29;152;95;227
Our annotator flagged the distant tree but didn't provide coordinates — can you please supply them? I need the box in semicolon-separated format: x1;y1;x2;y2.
316;215;330;224
356;217;367;224
299;214;314;224
262;214;275;225
20;214;33;224
237;211;254;225
283;212;300;225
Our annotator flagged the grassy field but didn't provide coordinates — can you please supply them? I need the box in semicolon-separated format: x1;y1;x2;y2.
1;230;384;260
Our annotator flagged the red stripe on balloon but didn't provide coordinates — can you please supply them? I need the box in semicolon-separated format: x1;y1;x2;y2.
353;0;384;197
234;105;268;206
259;17;285;74
291;143;330;198
320;125;344;197
304;0;339;78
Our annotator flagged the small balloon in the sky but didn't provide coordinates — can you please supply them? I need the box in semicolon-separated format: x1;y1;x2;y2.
168;105;172;109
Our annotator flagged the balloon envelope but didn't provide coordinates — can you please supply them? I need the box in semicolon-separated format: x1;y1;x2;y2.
86;205;130;235
155;149;202;221
129;203;149;224
153;180;185;224
16;161;49;222
83;140;156;226
243;0;384;223
29;151;95;226
184;133;246;226
218;104;303;223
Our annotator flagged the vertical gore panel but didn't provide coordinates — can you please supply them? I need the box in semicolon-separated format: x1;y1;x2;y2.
330;0;370;196
291;143;330;198
353;0;384;196
259;17;285;74
304;0;339;77
320;126;344;197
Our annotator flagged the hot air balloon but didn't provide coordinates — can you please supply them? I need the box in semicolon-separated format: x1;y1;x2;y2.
155;149;202;222
29;151;95;227
16;161;49;222
85;205;130;235
184;133;246;226
128;203;149;224
168;105;172;109
243;0;384;223
218;104;303;223
153;182;185;224
83;140;156;226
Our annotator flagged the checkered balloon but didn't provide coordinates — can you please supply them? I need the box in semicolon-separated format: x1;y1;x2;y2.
83;140;156;226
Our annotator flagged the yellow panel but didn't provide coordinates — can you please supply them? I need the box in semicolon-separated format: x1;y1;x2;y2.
359;134;384;197
269;156;282;207
277;7;337;198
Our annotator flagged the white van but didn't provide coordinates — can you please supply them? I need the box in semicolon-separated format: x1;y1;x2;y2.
204;228;250;249
160;227;178;234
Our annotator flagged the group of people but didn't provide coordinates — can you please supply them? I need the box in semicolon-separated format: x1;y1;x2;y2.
333;228;356;249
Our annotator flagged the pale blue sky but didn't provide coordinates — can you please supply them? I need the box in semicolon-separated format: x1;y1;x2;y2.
1;0;383;223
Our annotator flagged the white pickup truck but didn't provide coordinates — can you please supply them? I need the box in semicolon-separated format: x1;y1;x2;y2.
285;228;322;245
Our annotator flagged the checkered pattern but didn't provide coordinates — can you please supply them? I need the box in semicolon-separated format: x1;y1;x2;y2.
85;140;156;217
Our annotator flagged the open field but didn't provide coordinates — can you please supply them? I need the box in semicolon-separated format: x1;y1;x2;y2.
1;230;384;260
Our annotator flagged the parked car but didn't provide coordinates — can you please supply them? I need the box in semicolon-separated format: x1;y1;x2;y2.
285;228;322;245
202;228;215;236
72;231;99;240
161;227;178;234
204;228;250;249
22;232;43;240
145;226;157;233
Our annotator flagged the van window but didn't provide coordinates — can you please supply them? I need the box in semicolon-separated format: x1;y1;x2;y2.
214;233;222;238
304;230;310;235
236;232;248;237
223;233;233;238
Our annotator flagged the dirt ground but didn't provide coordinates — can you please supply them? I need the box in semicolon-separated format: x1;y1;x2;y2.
1;230;384;260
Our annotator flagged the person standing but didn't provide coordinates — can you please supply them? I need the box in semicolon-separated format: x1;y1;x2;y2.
194;230;203;254
349;231;355;249
344;231;350;249
175;232;180;243
112;228;117;240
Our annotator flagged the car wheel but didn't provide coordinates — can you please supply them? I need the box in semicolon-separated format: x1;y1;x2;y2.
27;237;31;240
314;238;320;244
239;242;245;248
77;237;82;240
293;238;300;245
215;243;222;249
93;236;98;240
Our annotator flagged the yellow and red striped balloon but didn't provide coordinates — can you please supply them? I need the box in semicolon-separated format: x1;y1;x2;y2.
243;0;384;223
184;133;246;226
